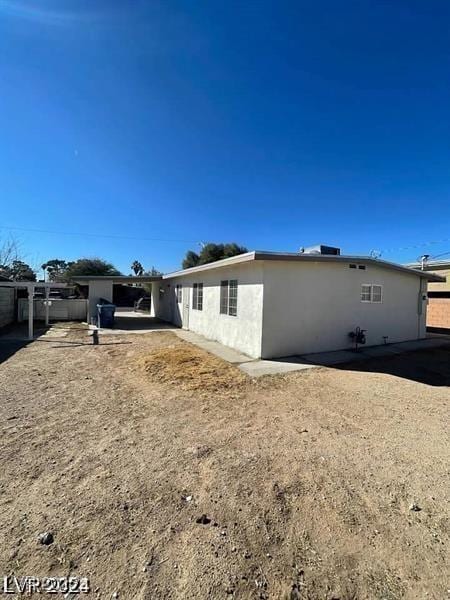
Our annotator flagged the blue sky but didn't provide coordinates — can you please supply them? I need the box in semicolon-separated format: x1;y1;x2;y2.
1;0;449;275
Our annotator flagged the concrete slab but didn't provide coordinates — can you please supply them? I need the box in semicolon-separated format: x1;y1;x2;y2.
174;329;253;364
239;359;317;377
395;338;450;351
301;350;366;366
391;340;434;352
361;346;403;358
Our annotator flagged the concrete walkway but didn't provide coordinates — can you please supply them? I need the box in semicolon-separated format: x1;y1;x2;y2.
172;329;450;377
174;329;253;364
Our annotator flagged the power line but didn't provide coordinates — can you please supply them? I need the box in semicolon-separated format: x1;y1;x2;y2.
378;237;450;255
2;223;450;258
0;224;200;245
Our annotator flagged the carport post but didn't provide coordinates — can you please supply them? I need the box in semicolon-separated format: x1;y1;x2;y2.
28;284;34;340
45;286;50;327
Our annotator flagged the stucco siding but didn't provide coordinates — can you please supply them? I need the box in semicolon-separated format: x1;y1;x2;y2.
261;261;427;358
156;263;264;358
87;280;113;322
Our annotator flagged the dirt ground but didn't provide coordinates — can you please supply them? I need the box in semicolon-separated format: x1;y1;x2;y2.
0;325;449;599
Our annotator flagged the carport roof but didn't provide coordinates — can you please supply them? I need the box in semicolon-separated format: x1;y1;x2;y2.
163;251;445;282
72;275;162;283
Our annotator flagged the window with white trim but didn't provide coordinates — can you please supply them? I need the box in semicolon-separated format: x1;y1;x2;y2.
192;283;203;310
361;284;383;303
175;284;182;303
220;279;238;316
372;284;382;303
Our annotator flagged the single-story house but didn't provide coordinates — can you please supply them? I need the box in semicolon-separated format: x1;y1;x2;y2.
153;247;444;359
405;259;450;332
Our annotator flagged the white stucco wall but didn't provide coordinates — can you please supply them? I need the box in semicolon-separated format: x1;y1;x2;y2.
261;261;427;358
87;281;113;322
156;263;264;358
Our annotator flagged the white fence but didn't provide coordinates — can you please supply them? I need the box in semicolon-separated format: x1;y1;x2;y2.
18;299;88;322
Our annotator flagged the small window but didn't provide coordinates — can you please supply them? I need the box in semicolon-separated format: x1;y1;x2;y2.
175;284;182;303
361;284;383;303
358;264;366;270
229;280;238;316
192;283;203;310
361;284;372;302
220;280;238;316
349;264;357;269
220;280;228;314
372;285;382;303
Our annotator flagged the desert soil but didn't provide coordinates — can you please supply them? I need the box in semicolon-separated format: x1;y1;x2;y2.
0;325;449;599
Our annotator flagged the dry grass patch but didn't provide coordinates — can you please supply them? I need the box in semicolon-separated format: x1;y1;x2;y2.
138;343;248;392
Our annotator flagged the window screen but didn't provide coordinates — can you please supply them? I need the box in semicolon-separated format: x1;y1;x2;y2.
176;284;182;303
361;284;383;303
229;280;238;316
361;284;372;302
193;283;203;310
219;280;238;316
220;280;228;314
372;285;382;303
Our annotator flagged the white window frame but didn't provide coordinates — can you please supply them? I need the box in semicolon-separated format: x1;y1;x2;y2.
192;283;203;310
372;284;383;303
361;284;383;304
220;279;238;316
175;284;182;303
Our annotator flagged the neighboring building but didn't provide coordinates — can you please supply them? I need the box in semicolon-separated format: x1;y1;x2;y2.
405;259;450;331
0;274;15;329
153;248;443;359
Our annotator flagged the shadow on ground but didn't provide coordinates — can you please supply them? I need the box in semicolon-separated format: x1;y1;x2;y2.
0;338;30;364
0;323;36;364
334;346;450;386
107;314;176;332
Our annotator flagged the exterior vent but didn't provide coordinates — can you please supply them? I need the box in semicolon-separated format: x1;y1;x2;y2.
300;244;341;256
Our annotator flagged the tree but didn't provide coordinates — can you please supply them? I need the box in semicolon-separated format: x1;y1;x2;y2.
182;250;200;269
131;260;144;276
41;259;69;282
0;236;19;270
2;260;36;281
65;258;122;280
145;266;162;276
181;243;247;269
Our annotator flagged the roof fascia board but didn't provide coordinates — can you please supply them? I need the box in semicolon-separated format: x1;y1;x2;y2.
164;251;444;282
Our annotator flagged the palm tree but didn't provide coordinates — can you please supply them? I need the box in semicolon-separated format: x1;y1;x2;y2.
131;260;144;276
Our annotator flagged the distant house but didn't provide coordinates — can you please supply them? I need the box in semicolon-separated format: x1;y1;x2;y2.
153;246;443;359
405;259;450;332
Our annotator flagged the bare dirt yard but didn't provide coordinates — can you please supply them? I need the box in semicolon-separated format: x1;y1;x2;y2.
0;326;449;599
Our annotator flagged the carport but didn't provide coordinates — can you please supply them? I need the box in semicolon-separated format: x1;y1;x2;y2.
0;281;68;339
72;275;162;324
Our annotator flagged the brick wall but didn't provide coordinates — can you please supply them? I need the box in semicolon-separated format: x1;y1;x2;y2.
0;288;15;328
427;297;450;329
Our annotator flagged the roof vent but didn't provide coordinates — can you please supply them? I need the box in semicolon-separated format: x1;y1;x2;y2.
299;244;341;256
